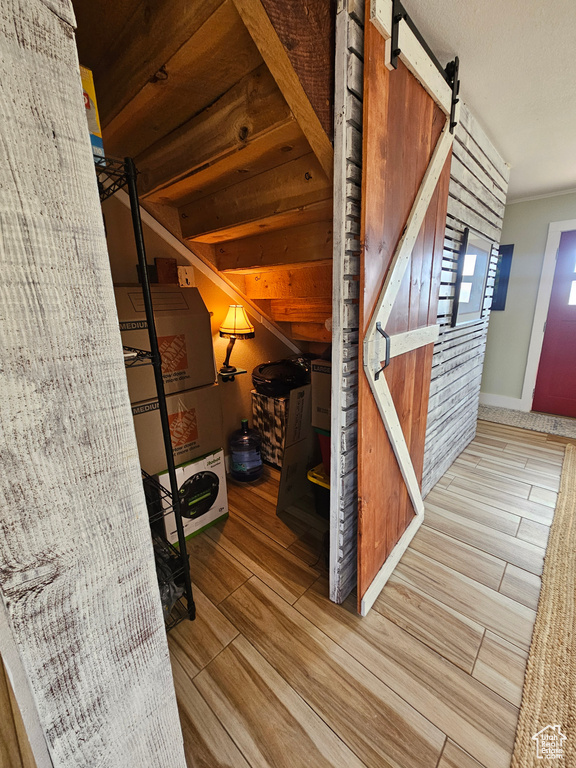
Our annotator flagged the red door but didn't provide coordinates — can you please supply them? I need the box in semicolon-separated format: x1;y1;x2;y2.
533;229;576;417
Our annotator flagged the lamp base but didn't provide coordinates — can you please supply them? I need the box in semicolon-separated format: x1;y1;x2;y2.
219;364;237;374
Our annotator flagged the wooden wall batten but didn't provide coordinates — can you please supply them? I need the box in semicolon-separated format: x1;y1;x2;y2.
0;2;186;766
330;0;364;603
422;103;510;495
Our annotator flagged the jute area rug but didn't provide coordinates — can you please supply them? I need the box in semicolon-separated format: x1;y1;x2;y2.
512;445;576;766
478;405;576;440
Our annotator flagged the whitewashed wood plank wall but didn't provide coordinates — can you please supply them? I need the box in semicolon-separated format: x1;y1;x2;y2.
330;0;364;603
331;0;509;601
0;1;186;765
422;104;509;495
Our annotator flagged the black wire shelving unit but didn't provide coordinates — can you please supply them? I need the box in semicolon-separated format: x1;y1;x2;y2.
96;155;196;629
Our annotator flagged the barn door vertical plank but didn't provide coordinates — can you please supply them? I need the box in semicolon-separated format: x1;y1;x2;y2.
0;1;186;765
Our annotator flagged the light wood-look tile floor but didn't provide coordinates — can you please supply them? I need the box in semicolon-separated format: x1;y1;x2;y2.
170;420;568;768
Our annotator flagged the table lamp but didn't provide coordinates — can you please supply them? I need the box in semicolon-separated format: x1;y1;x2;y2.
218;304;255;375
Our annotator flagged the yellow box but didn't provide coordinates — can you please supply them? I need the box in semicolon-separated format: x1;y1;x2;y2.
80;65;104;159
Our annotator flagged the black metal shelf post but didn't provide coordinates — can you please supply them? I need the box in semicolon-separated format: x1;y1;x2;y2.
96;155;196;627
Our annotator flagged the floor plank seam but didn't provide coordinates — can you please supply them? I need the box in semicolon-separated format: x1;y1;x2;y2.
190;670;260;768
289;597;462;740
496;566;507;593
434;735;449;768
471;628;487;672
395;550;537;654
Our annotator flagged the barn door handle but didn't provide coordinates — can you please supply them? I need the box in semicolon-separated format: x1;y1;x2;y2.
374;323;390;380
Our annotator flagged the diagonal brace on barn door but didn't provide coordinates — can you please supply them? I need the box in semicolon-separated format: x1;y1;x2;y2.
360;116;455;615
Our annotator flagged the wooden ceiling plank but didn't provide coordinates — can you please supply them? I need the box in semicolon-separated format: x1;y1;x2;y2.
179;152;332;242
232;0;334;180
184;200;332;244
95;0;224;126
139;200;301;350
243;263;332;299
147;122;311;207
216;221;333;271
290;323;332;343
73;0;143;73
137;64;295;200
221;258;333;275
268;297;332;323
103;0;263;158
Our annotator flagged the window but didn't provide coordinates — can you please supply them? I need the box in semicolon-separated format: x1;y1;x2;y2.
452;228;493;326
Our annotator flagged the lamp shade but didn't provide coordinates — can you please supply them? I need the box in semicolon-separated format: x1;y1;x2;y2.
219;305;255;339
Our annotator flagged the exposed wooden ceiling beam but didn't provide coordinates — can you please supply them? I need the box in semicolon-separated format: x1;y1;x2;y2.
259;0;335;138
232;0;334;180
179;153;332;243
216;220;333;271
220;257;332;275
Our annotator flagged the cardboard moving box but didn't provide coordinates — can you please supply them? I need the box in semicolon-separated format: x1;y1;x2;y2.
115;284;216;403
158;449;228;543
132;384;224;475
311;359;331;431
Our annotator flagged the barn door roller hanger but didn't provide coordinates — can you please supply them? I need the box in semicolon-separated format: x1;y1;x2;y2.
389;0;460;132
360;0;461;615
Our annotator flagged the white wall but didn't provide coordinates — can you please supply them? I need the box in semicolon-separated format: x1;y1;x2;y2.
481;190;576;403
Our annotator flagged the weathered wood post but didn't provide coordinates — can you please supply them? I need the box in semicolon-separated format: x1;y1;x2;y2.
0;1;186;765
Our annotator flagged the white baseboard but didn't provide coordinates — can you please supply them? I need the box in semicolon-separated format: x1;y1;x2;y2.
479;392;531;411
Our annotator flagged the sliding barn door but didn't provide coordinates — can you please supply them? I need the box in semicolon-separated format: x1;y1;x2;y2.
358;6;456;614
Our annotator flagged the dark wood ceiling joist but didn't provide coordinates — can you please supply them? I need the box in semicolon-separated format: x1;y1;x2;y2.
259;0;336;139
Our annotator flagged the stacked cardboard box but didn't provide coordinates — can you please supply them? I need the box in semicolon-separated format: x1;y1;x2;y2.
310;359;331;431
80;65;104;160
114;284;223;476
114;284;216;403
132;386;224;475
